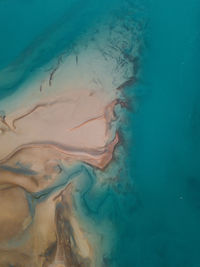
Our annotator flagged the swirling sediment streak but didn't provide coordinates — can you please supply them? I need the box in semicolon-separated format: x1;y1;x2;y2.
0;133;119;169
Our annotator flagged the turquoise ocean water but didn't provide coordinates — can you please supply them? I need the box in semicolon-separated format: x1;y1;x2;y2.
0;0;200;266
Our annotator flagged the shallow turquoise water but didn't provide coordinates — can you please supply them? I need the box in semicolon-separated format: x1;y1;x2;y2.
125;0;200;266
0;0;200;266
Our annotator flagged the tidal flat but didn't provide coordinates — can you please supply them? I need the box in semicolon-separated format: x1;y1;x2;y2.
0;1;141;266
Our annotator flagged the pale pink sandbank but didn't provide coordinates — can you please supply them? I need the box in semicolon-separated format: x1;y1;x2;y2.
0;19;137;266
0;45;123;267
0;84;119;266
0;89;118;168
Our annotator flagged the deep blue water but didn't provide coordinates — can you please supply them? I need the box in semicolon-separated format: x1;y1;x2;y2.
0;0;200;266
